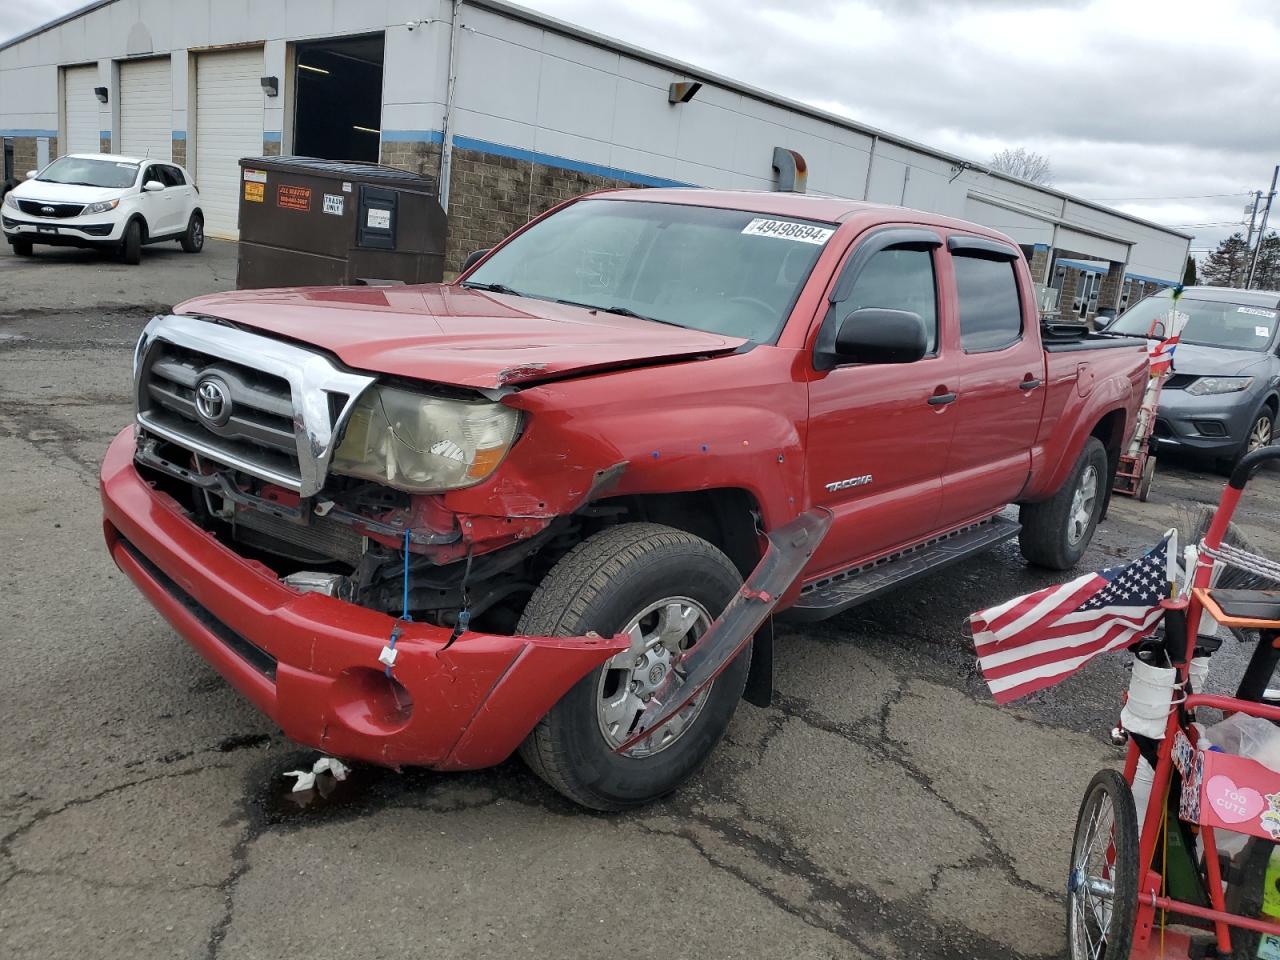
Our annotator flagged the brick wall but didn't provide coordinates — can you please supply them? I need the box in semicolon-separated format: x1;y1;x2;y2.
1096;262;1124;313
380;139;441;180
1028;247;1050;284
12;136;36;177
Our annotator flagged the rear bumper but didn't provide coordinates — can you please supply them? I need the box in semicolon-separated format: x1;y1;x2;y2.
100;426;626;770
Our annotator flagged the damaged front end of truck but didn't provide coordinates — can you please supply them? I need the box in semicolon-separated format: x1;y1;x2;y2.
108;312;826;774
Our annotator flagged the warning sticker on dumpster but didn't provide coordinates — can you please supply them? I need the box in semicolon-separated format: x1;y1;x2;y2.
243;169;267;184
277;185;312;212
741;218;834;245
244;181;264;203
366;208;391;230
323;194;344;216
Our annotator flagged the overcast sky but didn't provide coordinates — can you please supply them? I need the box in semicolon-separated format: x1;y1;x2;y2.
5;0;1277;258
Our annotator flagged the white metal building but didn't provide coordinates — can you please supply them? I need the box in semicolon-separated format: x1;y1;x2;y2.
0;0;1191;310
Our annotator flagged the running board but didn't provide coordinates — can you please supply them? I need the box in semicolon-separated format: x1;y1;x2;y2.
782;516;1021;622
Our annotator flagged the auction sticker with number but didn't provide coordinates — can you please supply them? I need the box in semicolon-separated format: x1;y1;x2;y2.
741;218;834;245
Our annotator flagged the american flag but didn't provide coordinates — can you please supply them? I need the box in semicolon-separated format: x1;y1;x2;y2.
1149;336;1179;377
971;535;1174;704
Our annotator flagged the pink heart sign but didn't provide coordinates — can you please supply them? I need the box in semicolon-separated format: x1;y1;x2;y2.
1206;775;1266;824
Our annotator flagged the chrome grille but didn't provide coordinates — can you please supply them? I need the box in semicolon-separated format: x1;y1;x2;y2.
134;314;375;496
17;199;85;218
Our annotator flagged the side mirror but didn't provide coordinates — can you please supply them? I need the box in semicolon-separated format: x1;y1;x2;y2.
830;308;927;365
25;170;38;180
143;180;165;192
460;248;491;273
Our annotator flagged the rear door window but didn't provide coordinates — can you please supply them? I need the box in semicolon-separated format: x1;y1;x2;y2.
160;165;185;187
954;254;1023;352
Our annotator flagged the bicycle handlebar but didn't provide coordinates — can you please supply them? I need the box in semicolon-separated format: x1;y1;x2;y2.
1229;444;1280;490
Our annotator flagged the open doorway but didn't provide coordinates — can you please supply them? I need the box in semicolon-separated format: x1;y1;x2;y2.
293;34;385;163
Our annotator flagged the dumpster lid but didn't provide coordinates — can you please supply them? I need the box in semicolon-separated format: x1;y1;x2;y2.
238;156;437;192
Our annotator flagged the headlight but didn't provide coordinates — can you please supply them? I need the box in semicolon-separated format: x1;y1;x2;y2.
2;192;17;210
1185;376;1253;397
331;386;520;493
83;199;120;215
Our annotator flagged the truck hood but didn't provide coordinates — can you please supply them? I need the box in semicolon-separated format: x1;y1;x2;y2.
175;285;746;390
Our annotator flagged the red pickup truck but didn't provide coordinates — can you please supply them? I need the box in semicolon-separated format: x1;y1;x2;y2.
101;189;1146;809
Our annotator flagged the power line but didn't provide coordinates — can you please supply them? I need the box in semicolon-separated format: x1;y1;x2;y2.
1082;191;1251;202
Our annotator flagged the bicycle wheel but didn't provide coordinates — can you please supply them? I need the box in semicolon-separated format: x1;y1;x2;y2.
1225;837;1280;960
1068;769;1140;960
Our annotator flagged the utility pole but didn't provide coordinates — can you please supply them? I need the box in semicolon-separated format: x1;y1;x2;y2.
1247;165;1278;289
1243;189;1262;284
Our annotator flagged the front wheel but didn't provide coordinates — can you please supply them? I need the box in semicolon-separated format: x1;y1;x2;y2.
517;523;749;811
1020;436;1109;570
1244;409;1275;459
119;220;142;265
10;239;33;257
1067;769;1138;960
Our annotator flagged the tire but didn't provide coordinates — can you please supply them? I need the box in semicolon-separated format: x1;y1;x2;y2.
11;239;32;257
180;213;204;253
517;523;749;811
1067;769;1138;960
120;219;142;265
1225;837;1280;959
1020;436;1109;570
1242;408;1275;460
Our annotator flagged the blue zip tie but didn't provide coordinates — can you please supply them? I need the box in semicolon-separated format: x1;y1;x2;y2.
383;527;413;677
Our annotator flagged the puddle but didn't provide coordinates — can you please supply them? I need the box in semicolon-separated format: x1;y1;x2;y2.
253;750;437;827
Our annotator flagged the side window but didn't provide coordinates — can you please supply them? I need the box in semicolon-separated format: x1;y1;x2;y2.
954;254;1023;352
161;165;185;187
843;247;939;355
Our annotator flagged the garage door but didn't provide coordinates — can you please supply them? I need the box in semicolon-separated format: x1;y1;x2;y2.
119;58;172;161
195;48;265;239
63;65;100;156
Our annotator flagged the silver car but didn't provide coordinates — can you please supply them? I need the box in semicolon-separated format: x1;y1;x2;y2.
1105;286;1279;467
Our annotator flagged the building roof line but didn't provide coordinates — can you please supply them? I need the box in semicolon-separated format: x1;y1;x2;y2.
1;0;1194;244
471;0;1194;241
0;0;116;52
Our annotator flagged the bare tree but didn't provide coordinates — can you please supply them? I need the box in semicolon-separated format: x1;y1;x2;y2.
990;147;1054;185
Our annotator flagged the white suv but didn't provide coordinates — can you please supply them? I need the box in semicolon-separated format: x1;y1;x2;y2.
2;153;203;264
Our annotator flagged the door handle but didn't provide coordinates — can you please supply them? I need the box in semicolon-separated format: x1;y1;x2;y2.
1019;378;1042;391
927;392;958;406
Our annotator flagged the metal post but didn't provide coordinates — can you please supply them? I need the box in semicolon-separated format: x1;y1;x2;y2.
437;0;464;212
1246;165;1278;289
1243;189;1262;285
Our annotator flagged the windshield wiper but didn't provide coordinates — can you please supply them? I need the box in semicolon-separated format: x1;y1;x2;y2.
556;300;681;328
462;281;527;297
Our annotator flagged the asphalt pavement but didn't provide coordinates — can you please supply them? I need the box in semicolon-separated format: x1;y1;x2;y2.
1;238;1277;959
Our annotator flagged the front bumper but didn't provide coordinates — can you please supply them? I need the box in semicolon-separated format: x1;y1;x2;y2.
4;213;123;247
1154;389;1259;455
100;427;627;770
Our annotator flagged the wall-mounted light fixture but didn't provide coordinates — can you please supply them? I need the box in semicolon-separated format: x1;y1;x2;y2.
668;81;702;105
94;86;109;104
772;147;808;193
260;76;279;97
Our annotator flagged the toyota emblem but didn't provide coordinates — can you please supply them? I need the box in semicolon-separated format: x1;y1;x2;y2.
195;376;232;427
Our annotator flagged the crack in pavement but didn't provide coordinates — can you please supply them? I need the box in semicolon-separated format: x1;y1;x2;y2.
772;688;1059;903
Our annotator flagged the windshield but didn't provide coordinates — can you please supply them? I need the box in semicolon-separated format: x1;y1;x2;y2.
1109;296;1278;352
36;156;139;189
463;199;835;341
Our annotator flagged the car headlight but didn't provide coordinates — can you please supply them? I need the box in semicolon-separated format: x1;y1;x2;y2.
2;192;17;210
1185;376;1253;397
331;386;520;493
83;199;120;215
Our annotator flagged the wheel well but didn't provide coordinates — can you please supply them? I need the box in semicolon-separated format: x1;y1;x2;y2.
1264;394;1278;416
1091;409;1126;519
596;489;763;578
127;214;147;240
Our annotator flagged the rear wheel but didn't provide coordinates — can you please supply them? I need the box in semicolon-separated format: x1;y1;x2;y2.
180;213;204;253
1067;769;1138;960
120;220;142;265
517;523;749;811
1020;436;1109;570
11;239;32;257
